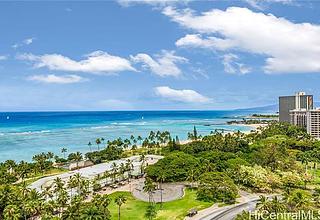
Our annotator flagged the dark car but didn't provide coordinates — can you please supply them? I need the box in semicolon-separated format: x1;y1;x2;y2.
187;208;198;217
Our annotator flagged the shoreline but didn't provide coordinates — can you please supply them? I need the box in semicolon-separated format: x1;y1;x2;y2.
0;112;264;162
239;123;268;129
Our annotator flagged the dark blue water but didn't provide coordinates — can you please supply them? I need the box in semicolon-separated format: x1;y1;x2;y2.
0;111;255;162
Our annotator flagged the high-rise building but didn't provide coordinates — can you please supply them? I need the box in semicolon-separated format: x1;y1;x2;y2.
307;109;320;139
290;109;320;139
284;92;320;139
290;109;308;128
279;92;313;122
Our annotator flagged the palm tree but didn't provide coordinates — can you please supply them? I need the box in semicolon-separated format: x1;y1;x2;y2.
143;177;156;204
91;177;102;194
64;195;82;219
21;201;28;220
68;176;77;197
32;153;47;174
119;163;126;181
115;194;127;220
74;151;83;169
24;200;38;219
142;138;149;151
28;188;42;201
130;135;137;147
103;170;110;186
17;161;29;181
156;171;166;208
73;173;83;196
123;139;130;150
88;142;93;152
139;154;146;175
61;147;67;159
43;185;53;201
298;152;310;172
80;205;104;220
148;131;155;142
47;151;54;162
186;169;197;189
56;187;69;216
145;204;157;220
270;196;286;213
137;135;143;145
92;194;111;211
256;195;270;212
96;138;101;151
40;198;55;217
3;204;21;220
53;177;64;193
125;159;133;183
111;162;118;183
19;181;31;199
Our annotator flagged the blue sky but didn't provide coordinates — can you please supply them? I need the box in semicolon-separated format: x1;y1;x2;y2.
0;0;319;111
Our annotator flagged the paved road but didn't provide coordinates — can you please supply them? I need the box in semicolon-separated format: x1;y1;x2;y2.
199;195;277;220
205;199;259;220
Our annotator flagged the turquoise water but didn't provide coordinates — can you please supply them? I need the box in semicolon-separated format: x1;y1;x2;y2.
0;111;256;162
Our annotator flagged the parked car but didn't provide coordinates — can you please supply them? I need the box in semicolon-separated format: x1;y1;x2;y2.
187;208;198;217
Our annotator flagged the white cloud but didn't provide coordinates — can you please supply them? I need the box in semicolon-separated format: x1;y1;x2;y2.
27;74;86;84
0;55;7;61
12;37;35;49
12;44;19;49
223;53;251;74
154;86;212;103
165;6;320;74
131;50;187;77
244;0;293;10
23;38;34;45
118;0;191;7
176;34;236;50
18;51;136;74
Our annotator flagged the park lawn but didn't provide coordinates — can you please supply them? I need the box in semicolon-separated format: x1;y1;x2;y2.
156;189;212;220
108;189;212;220
108;191;149;220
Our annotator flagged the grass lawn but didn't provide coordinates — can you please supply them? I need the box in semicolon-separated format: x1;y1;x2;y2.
108;189;212;220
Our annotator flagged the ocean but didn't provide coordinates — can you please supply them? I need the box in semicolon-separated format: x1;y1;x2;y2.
0;110;259;162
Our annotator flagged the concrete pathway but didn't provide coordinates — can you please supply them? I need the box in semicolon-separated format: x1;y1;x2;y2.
132;179;185;202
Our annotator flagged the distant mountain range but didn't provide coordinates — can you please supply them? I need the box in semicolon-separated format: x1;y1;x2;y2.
236;104;278;113
237;101;320;113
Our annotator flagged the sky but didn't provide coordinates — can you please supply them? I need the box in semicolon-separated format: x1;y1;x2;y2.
0;0;319;111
